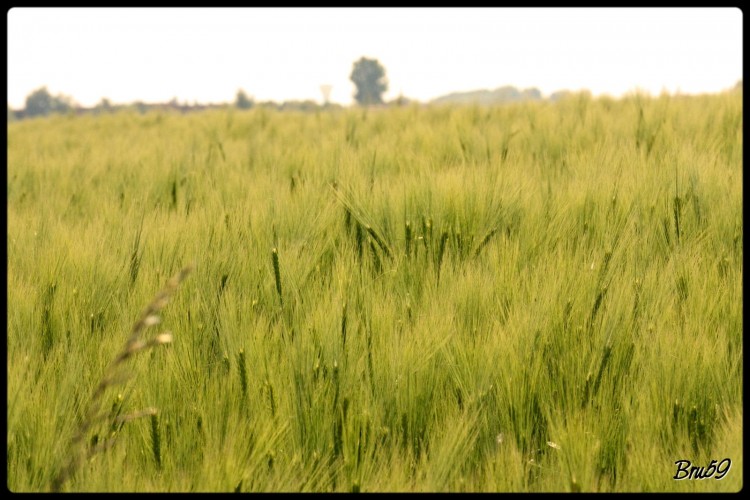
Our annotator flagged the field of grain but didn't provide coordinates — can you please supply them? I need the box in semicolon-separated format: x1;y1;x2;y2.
6;90;742;492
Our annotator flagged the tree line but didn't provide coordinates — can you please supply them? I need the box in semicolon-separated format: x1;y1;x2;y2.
17;57;720;121
8;57;394;122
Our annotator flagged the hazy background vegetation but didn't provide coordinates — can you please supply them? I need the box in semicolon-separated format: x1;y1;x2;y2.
15;57;736;122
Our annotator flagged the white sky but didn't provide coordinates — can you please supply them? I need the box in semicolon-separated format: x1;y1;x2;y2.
6;7;743;108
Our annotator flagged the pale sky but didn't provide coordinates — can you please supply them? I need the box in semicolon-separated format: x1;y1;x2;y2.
6;7;743;109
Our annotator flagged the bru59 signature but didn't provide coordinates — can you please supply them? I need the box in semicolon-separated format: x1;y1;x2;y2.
673;459;731;480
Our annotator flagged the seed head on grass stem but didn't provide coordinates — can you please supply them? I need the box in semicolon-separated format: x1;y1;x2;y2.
473;227;498;258
151;412;162;470
405;220;413;258
365;224;393;259
272;247;283;307
50;265;192;492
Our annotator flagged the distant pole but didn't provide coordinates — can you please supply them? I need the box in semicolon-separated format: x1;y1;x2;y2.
320;84;332;107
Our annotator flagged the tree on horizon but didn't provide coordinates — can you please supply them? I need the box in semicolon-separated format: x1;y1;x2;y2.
350;57;388;106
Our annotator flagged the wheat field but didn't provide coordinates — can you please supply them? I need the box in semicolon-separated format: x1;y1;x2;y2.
6;90;742;492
